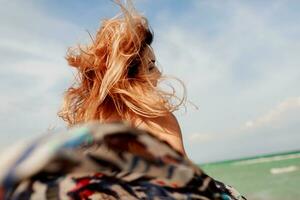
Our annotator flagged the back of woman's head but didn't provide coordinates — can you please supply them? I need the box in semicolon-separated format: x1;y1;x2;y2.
58;0;185;126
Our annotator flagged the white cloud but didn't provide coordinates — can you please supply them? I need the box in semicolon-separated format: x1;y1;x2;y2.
184;97;300;163
0;0;85;147
243;97;300;129
187;132;216;143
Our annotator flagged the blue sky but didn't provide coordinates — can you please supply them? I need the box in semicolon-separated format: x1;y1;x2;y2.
0;0;299;163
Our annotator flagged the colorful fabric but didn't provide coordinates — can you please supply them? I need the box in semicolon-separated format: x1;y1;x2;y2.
0;122;246;200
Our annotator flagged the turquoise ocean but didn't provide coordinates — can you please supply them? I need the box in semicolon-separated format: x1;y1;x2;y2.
201;151;300;200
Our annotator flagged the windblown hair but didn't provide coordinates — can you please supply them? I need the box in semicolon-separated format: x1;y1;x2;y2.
58;1;186;127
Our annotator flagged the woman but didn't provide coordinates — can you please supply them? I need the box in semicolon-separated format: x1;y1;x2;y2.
58;1;186;156
0;1;246;199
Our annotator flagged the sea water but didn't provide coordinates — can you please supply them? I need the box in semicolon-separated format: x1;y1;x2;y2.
201;151;300;200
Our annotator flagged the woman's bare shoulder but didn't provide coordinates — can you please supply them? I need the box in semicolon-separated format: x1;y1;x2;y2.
135;113;186;155
155;113;182;136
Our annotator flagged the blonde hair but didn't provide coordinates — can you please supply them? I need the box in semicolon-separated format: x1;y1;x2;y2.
58;0;186;127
